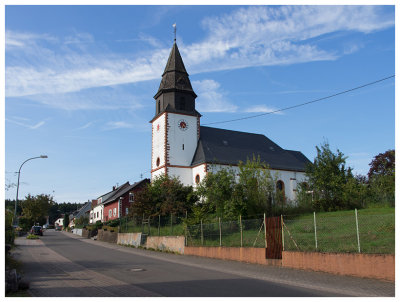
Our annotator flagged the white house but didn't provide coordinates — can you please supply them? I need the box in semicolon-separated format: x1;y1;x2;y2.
150;40;310;203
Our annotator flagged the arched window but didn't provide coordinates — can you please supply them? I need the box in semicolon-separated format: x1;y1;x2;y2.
156;157;160;167
158;100;161;113
195;174;200;184
276;180;285;201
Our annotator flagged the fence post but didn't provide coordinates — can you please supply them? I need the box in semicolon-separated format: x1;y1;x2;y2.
158;215;160;236
313;212;318;251
240;215;243;247
219;217;222;247
170;213;173;235
264;213;267;248
355;208;361;253
281;214;284;251
201;219;204;245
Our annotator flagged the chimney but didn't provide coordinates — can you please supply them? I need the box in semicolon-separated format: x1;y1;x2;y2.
113;186;116;191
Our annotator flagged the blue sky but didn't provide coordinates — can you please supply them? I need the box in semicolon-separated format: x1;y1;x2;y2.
4;5;395;203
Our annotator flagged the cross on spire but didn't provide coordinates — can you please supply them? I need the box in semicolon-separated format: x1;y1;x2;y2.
173;23;176;42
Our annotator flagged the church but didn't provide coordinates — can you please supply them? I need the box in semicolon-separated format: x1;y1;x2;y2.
150;40;310;202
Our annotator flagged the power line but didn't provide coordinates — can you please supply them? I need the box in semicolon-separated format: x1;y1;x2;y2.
203;75;395;126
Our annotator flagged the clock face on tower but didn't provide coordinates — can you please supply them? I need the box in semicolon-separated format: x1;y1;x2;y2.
178;119;189;131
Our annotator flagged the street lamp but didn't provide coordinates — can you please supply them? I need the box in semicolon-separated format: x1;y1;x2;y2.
14;155;48;225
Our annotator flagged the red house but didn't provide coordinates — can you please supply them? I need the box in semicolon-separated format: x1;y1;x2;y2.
103;179;149;222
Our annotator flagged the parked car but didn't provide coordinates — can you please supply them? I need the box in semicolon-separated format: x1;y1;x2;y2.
30;226;43;236
55;225;62;231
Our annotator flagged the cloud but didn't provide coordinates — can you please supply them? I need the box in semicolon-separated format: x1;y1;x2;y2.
5;6;394;102
75;122;94;130
6;118;46;130
193;79;238;113
244;105;283;114
104;121;135;130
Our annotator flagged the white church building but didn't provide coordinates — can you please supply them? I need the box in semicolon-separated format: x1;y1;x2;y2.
150;41;310;202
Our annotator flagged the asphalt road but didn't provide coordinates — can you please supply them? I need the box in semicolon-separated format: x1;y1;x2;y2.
13;230;394;297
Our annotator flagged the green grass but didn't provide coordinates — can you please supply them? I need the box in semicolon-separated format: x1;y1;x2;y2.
283;207;395;254
119;208;395;254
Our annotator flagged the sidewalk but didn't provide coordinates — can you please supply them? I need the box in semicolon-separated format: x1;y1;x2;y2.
63;231;395;297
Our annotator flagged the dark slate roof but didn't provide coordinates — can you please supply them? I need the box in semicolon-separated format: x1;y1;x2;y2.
154;42;196;99
75;201;92;218
102;179;150;206
191;126;310;172
98;182;130;203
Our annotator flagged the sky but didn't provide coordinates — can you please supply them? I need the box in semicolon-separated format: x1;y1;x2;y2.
4;4;395;204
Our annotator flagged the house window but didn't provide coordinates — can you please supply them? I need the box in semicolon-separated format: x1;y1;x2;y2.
113;208;117;217
182;144;184;150
109;209;112;218
129;193;134;202
126;208;129;215
97;212;99;218
195;174;200;184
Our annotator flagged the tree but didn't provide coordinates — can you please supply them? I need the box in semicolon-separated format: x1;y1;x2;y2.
236;155;276;216
368;149;395;179
367;150;395;206
63;214;70;229
305;142;354;211
196;168;236;219
130;175;198;217
21;194;54;227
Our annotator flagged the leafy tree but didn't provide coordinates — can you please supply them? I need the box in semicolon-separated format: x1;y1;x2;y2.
368;149;395;179
236;155;276;216
63;214;70;229
74;215;89;227
21;194;55;227
365;150;395;207
305;142;354;211
196;168;236;219
130;175;198;217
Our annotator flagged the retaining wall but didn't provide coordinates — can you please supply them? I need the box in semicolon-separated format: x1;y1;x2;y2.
184;247;281;266
72;228;82;236
282;251;395;281
97;229;118;244
184;247;394;281
117;233;142;247
146;236;185;254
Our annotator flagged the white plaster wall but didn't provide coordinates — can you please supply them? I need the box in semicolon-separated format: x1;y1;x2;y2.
192;164;207;187
152;167;165;181
167;113;198;167
152;114;166;170
92;204;104;223
168;167;193;186
206;163;307;203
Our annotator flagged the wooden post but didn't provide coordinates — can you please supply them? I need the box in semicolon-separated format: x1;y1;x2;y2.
219;217;222;247
313;212;318;251
355;208;361;253
201;219;203;245
240;215;243;247
264;213;267;248
281;214;284;251
158;215;160;236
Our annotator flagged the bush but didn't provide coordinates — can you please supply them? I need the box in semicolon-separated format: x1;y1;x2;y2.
26;234;39;240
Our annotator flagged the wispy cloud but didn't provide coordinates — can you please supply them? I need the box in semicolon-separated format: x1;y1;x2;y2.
193;79;238;113
104;121;135;130
6;118;46;129
244;105;283;114
75;122;94;130
5;6;394;105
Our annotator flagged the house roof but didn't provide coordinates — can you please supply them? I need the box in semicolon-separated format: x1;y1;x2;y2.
191;126;311;172
102;179;150;206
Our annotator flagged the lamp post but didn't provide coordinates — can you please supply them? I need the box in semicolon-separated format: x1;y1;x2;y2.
14;155;48;225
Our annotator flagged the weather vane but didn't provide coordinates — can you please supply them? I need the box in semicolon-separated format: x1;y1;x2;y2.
173;23;176;41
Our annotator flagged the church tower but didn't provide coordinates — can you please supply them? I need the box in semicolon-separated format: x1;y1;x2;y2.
150;40;201;185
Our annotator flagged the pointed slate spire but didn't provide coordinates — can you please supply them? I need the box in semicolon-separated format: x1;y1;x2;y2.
154;42;196;99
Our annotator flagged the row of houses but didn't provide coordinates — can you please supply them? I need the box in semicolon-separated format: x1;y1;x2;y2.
89;179;149;224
